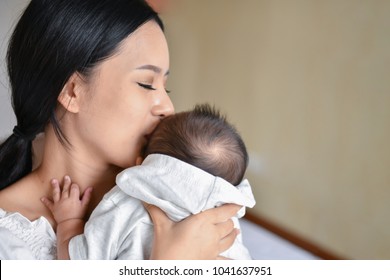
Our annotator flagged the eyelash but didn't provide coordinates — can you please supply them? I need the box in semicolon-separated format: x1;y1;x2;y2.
137;82;155;90
137;82;171;94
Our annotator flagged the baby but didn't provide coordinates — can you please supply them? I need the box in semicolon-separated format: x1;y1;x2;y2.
43;104;255;259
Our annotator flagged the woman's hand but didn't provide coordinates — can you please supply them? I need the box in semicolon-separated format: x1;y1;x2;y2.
144;203;241;260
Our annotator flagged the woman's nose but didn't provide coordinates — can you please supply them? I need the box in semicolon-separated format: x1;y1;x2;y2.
151;90;175;118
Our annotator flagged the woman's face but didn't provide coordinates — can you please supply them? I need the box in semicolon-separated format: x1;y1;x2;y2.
74;20;174;168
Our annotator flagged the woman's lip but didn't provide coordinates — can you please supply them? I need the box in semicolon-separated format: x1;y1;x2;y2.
145;126;158;141
144;122;159;142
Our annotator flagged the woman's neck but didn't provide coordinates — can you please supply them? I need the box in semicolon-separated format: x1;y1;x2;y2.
34;127;122;217
0;126;123;228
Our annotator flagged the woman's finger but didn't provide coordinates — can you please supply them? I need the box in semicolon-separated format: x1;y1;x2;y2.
202;204;241;223
216;218;235;239
51;179;61;202
218;228;240;253
143;202;173;230
216;255;231;260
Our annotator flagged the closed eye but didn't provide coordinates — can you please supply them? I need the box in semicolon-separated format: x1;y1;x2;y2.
137;82;156;91
138;82;171;94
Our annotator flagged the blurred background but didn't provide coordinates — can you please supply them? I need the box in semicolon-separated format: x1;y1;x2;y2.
1;0;389;259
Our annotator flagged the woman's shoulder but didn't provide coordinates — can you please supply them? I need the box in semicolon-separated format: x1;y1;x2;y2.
0;208;57;259
0;175;57;259
0;173;54;224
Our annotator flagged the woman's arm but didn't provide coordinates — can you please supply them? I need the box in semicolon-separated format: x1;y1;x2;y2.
145;203;240;259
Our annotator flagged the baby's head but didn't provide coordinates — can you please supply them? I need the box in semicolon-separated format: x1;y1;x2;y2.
144;104;248;186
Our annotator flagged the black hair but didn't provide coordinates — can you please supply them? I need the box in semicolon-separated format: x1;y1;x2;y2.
145;104;249;186
0;0;163;190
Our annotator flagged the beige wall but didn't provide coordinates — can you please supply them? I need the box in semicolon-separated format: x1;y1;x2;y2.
162;0;390;259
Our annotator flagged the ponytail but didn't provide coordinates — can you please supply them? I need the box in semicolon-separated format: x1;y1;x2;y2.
0;132;33;190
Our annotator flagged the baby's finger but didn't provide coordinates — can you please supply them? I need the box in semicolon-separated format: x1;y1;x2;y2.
40;197;54;212
51;179;61;202
62;175;71;198
81;187;93;208
70;183;81;200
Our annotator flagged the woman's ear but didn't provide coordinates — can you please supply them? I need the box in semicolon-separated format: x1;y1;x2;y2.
57;72;85;113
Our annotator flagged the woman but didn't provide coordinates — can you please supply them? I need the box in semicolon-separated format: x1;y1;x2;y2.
0;0;240;259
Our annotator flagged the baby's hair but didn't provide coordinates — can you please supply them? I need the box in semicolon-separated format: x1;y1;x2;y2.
144;104;248;186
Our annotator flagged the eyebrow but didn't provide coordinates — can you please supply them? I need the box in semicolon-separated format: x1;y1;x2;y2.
136;64;170;76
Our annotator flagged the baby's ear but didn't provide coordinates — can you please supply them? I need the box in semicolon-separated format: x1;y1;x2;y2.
136;156;144;166
57;72;85;113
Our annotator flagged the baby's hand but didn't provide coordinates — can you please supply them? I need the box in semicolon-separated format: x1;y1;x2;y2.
41;176;92;224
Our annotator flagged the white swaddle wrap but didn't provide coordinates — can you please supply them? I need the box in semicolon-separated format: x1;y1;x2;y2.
116;154;256;221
